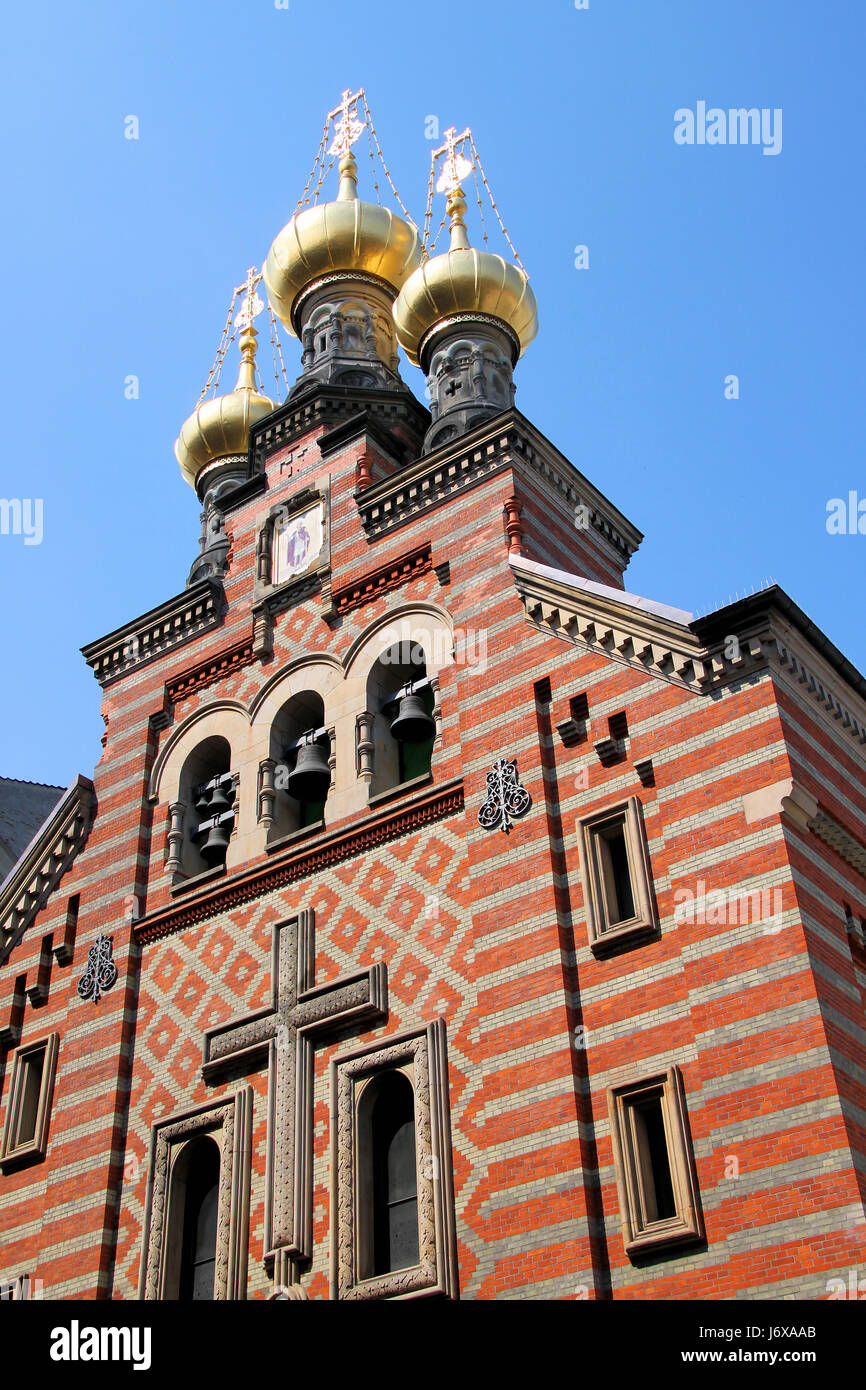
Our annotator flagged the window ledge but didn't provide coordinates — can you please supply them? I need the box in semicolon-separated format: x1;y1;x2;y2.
368;773;433;810
0;1142;44;1173
625;1217;703;1257
590;915;657;956
170;863;226;897
266;821;326;854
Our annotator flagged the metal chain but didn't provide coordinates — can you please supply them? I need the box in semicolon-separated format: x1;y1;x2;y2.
472;163;490;250
268;304;291;395
361;91;418;227
196;292;238;406
469;135;526;271
365;120;381;205
294;114;331;214
427;210;449;257
421;153;437;257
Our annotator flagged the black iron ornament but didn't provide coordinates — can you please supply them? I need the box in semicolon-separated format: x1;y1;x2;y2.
477;758;532;833
77;934;118;1005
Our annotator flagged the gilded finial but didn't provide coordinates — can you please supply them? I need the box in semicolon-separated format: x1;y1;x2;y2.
232;267;265;390
234;325;260;392
446;189;470;251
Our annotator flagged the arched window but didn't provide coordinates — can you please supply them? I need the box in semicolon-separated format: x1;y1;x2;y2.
264;692;331;843
359;1070;419;1278
172;736;236;879
365;643;436;799
164;1135;221;1301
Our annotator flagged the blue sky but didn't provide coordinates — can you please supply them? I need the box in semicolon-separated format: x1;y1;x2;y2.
1;0;863;785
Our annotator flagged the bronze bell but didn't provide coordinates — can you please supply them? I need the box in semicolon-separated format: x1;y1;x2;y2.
390;692;436;743
193;775;236;867
288;740;331;802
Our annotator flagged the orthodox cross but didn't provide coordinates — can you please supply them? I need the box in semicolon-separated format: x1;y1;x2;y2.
328;87;365;157
434;126;473;195
201;909;387;1284
234;266;264;331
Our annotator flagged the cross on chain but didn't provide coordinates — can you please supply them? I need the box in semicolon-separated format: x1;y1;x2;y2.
201;909;387;1276
328;87;364;157
434;126;473;195
234;266;263;331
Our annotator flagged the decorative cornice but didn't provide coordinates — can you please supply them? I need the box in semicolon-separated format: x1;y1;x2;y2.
512;558;866;758
81;580;224;688
253;567;325;619
166;638;256;704
511;556;724;692
810;809;866;876
316;410;409;467
249;384;429;473
0;777;95;965
135;778;464;944
331;544;433;617
773;637;866;745
355;409;642;564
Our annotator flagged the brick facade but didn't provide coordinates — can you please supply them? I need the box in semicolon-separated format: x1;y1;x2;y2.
2;364;865;1301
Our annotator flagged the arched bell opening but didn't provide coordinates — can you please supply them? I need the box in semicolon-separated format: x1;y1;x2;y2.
263;692;331;843
356;1069;419;1281
172;735;236;880
365;642;436;799
162;1134;221;1301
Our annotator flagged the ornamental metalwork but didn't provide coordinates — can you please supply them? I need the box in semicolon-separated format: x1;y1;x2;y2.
477;757;532;833
77;934;118;1005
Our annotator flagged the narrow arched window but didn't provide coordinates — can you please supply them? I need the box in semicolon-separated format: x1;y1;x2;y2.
173;736;236;880
369;1071;419;1276
175;1136;220;1300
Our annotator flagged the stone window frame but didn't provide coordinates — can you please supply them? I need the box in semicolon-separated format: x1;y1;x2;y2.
0;1032;59;1172
139;1087;253;1301
254;485;331;604
576;795;657;953
330;1020;458;1301
607;1064;704;1257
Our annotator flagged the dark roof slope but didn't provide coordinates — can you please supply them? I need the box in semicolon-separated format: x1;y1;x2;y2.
0;777;67;878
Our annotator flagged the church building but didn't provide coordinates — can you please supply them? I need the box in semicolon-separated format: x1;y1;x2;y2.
1;91;864;1302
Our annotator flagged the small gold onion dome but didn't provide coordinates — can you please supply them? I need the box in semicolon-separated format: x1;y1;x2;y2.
263;151;422;336
174;326;276;490
393;187;538;367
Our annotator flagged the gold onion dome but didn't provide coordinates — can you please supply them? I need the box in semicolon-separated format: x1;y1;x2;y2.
393;186;538;367
263;150;422;336
175;326;276;490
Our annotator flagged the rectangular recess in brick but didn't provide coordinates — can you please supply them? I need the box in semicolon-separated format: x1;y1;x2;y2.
557;692;589;747
534;677;552;705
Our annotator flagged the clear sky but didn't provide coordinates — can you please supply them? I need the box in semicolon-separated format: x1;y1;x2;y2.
1;0;863;785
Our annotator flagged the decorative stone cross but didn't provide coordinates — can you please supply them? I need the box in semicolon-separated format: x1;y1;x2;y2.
201;909;387;1280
